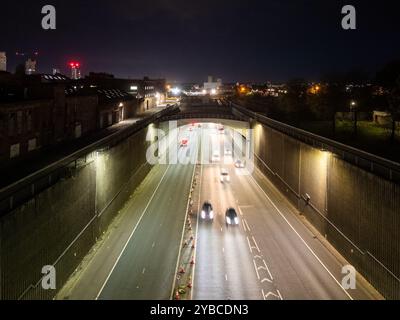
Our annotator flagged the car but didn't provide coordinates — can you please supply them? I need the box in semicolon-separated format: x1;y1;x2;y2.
235;159;246;168
201;202;214;221
225;208;239;226
180;138;189;147
220;168;230;183
211;151;221;163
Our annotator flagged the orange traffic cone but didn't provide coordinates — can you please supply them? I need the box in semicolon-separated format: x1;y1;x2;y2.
175;291;181;300
192;242;196;249
187;282;192;289
179;267;186;274
190;257;195;266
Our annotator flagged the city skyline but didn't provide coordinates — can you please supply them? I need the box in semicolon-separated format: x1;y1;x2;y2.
1;0;400;82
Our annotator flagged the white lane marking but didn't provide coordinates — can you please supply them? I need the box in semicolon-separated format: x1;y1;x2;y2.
247;237;253;253
249;174;354;300
142;268;146;274
96;164;171;300
242;220;248;232
222;247;225;253
261;278;273;284
152;242;156;248
253;259;261;280
263;260;274;281
262;289;266;300
256;259;274;281
170;133;199;300
247;236;260;254
238;206;244;216
252;237;260;253
225;274;228;281
262;289;283;301
244;219;251;232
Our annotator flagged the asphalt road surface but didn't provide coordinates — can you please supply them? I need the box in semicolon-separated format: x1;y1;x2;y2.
58;123;380;300
193;127;380;300
97;127;200;300
58;126;199;300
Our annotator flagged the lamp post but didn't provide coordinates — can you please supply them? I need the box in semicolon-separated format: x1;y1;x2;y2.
350;101;357;135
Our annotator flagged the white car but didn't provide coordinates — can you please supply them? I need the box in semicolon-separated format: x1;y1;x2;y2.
226;208;239;226
220;169;230;183
235;159;246;168
225;149;232;156
211;152;221;163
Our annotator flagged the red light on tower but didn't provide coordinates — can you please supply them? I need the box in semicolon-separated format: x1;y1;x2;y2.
69;61;81;80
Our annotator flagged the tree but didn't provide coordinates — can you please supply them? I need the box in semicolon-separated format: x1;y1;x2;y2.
279;78;309;122
376;60;400;141
319;72;349;136
387;77;400;141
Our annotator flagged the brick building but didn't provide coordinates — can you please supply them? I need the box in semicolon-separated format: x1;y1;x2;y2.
83;73;166;112
0;72;141;166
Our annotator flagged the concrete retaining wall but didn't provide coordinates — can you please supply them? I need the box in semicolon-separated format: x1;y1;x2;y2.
0;125;157;300
253;122;400;300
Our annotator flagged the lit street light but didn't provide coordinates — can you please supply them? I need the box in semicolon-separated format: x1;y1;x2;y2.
350;100;358;135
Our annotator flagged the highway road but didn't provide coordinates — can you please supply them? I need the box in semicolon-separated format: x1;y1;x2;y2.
58;120;380;300
58;125;200;300
193;127;380;300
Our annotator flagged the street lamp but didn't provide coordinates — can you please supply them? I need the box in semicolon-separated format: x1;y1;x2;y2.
350;101;358;135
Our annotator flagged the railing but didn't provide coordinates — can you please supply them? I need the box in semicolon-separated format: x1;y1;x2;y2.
161;113;242;122
230;101;400;182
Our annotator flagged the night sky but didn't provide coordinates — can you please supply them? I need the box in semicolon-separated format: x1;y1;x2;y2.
1;0;400;82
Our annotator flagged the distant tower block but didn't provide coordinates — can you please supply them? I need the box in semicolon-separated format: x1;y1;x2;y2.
69;62;81;80
0;52;7;71
25;58;37;75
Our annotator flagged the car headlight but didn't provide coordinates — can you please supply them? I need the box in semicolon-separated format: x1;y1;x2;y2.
234;217;239;225
226;217;231;224
210;211;214;219
201;211;206;219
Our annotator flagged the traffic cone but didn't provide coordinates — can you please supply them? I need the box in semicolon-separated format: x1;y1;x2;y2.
174;291;181;300
190;235;194;241
183;240;188;247
192;242;196;249
187;282;192;289
179;267;186;274
190;257;195;266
